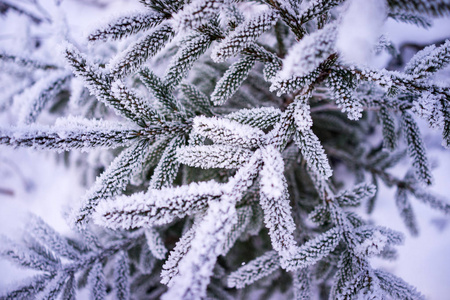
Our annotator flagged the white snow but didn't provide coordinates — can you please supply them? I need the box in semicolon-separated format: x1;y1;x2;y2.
336;0;387;66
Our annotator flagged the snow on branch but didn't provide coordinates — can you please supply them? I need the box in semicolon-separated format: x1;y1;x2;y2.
2;0;449;298
145;228;168;260
88;11;166;42
161;198;237;299
395;187;419;236
211;9;279;62
149;134;185;189
299;0;344;25
72;140;149;226
226;106;282;130
277;23;337;79
221;206;253;255
326;68;363;120
354;228;401;258
114;251;130;300
270;69;321;96
375;269;425;300
94;180;225;229
379;106;398;151
164;33;213;88
88;263;107;300
27;215;80;261
334;183;377;207
177;144;253;169
211;56;256;105
401;111;433;185
242;44;282;81
260;145;297;258
294;129;333;180
109;23;175;79
38;272;68;300
411;188;450;215
65;45;146;122
16;71;71;125
227;250;280;289
0;236;60;273
193;115;266;148
405;39;450;80
0;52;59;70
180;83;213;117
161;225;197;286
2;274;52;298
387;0;450;17
0;116;135;152
282;227;342;271
175;0;229;31
111;80;162;124
293;94;313;131
140;67;183;115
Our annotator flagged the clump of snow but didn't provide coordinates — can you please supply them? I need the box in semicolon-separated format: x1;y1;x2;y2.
336;0;387;65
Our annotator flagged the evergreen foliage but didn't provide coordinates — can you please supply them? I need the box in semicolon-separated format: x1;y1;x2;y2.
1;0;450;299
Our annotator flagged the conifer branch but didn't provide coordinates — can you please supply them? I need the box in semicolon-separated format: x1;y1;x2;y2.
88;12;166;42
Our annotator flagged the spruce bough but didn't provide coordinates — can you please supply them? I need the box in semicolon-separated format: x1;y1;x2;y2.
1;0;450;299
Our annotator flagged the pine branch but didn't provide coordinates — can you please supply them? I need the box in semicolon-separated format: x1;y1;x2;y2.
0;52;59;70
177;144;253;169
379;106;398;151
375;269;425;300
294;129;333;180
88;11;166;42
111;80;163;124
282;227;341;271
161;198;237;299
389;12;433;28
16;71;71;124
114;251;130;300
395;187;419;236
65;45;148;122
227;250;280;289
299;0;344;25
260;145;297;257
387;0;450;17
94;180;224;229
0;117;135;152
401;111;433;185
161;225;197;286
211;9;279;62
176;0;228;30
211;56;256;105
109;23;175;79
226;106;282;129
293;268;312;300
140;67;183;115
180;83;213;116
73;140;149;226
149;134;185;189
165;33;212;88
405;39;450;80
192;115;266;148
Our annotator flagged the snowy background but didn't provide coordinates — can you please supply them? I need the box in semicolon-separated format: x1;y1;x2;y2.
0;0;449;299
